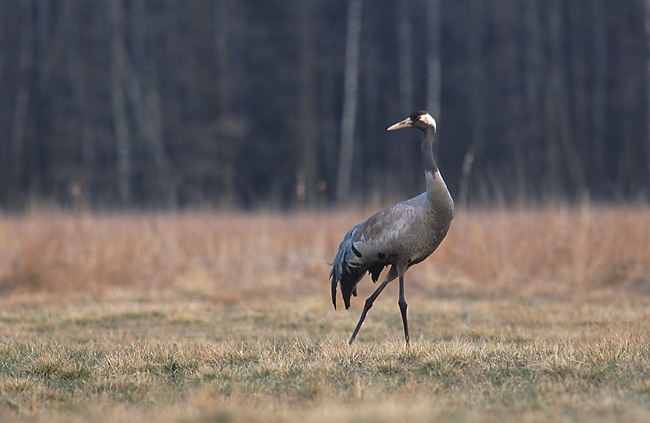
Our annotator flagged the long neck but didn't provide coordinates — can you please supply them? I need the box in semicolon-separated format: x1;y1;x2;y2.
421;127;438;176
421;127;452;209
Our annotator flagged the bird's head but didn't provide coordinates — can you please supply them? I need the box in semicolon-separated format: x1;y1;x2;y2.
387;110;436;132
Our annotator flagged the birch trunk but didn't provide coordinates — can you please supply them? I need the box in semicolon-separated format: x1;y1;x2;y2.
336;0;363;204
426;0;442;119
110;0;131;206
297;0;318;208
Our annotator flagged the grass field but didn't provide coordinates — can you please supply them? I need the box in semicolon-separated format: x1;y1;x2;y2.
1;206;649;422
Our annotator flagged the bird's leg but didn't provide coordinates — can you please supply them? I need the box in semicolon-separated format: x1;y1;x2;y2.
398;274;409;347
348;279;392;345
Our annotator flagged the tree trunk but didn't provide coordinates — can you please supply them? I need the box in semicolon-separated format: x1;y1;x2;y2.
568;1;588;194
546;0;581;198
110;0;131;206
123;58;175;206
215;0;233;116
591;0;608;193
297;0;318;209
459;0;485;209
393;0;415;194
63;0;92;208
124;0;175;206
10;0;34;207
523;0;543;201
396;0;413;114
426;0;442;119
645;0;650;186
214;0;238;206
336;0;363;204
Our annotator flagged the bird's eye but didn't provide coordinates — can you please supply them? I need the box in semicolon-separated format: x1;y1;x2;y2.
409;111;422;121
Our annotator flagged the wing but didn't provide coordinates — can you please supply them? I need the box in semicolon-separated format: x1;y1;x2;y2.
353;201;419;259
330;202;417;310
330;223;370;310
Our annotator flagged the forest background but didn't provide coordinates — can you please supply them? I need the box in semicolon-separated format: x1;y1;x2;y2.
1;0;649;211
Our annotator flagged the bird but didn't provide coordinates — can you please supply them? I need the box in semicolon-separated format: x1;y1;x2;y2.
330;110;454;346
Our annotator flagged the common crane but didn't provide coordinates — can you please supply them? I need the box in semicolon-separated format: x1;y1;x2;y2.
330;111;454;346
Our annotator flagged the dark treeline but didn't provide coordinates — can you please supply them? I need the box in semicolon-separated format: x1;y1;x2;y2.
1;0;649;210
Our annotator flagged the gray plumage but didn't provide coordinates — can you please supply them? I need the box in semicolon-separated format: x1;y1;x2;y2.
330;111;454;346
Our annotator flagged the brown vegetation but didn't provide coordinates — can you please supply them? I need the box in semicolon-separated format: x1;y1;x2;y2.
1;205;648;300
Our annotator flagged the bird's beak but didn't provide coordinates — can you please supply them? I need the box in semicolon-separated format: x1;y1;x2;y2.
387;117;413;131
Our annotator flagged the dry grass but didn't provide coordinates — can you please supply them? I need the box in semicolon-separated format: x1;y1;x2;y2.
2;205;648;300
0;210;339;300
0;205;649;422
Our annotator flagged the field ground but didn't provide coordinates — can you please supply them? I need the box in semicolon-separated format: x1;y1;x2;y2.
0;206;649;422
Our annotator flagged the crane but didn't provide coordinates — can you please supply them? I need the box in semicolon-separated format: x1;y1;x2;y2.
330;111;454;346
